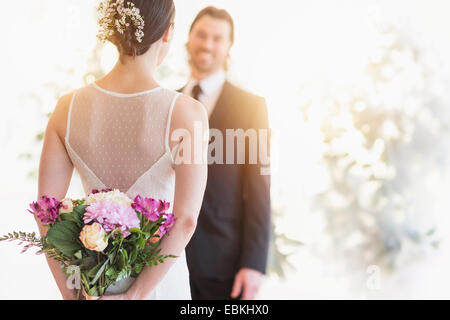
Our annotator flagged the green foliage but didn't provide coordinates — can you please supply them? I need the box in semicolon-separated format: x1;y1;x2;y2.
46;221;82;258
267;218;303;279
69;205;87;227
36;132;44;141
88;286;99;297
0;231;42;254
90;258;109;285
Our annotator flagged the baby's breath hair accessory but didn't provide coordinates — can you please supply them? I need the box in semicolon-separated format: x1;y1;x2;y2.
97;0;145;43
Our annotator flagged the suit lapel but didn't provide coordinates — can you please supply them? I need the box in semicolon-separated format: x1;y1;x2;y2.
178;80;233;131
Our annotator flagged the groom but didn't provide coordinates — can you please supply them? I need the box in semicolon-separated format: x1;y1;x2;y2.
182;7;271;300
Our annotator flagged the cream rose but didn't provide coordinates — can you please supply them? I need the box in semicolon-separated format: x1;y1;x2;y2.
79;223;108;252
59;198;74;214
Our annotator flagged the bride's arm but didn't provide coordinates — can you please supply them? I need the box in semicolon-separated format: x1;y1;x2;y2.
36;93;77;300
124;95;209;300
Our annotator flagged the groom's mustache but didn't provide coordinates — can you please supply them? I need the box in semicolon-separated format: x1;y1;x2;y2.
194;49;215;56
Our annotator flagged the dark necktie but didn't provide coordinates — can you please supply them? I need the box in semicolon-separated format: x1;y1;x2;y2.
191;83;203;101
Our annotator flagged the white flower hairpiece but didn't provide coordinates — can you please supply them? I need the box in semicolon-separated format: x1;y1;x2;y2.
97;0;145;43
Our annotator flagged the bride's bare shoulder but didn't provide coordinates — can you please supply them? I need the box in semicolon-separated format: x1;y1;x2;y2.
171;93;208;130
48;91;76;142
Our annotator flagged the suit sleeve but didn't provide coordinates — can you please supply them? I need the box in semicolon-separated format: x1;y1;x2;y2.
239;96;271;274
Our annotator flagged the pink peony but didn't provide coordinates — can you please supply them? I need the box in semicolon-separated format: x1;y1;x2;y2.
84;200;140;237
28;196;60;225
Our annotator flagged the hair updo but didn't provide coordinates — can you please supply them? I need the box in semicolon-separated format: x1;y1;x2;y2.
99;0;175;60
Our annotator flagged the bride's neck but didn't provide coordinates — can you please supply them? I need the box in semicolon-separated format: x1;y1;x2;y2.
103;52;159;88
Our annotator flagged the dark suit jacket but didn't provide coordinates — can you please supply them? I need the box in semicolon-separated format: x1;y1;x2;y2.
182;81;271;281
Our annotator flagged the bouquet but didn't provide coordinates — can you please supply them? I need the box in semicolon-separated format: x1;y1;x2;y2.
0;188;176;299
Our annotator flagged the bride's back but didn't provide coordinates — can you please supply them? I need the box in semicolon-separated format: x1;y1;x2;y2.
65;82;181;200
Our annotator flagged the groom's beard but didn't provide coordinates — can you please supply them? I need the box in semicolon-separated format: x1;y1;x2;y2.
190;49;225;74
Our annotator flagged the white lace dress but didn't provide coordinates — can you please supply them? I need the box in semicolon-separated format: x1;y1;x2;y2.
65;82;191;300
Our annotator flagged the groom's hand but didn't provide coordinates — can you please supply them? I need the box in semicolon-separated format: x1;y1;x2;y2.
231;268;264;300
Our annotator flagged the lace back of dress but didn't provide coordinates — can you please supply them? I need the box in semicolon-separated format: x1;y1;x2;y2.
66;84;178;194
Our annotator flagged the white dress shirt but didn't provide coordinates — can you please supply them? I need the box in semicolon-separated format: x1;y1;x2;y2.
183;70;226;118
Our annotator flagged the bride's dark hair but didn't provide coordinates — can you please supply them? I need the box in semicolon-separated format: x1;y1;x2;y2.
106;0;175;60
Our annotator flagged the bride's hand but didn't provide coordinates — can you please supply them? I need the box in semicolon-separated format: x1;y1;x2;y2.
99;293;128;300
62;290;78;300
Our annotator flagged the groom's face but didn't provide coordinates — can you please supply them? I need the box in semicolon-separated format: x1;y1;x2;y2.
187;15;232;74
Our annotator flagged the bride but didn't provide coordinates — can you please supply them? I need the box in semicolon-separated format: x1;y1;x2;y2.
35;0;208;300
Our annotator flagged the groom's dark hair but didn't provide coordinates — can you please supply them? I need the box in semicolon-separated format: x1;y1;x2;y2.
189;6;235;44
109;0;175;62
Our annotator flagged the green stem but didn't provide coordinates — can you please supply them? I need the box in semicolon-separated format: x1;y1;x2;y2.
113;236;124;265
97;252;102;291
81;273;90;294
